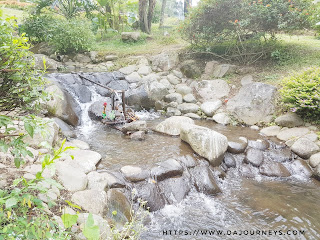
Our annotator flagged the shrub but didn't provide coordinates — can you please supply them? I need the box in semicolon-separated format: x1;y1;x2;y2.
280;68;320;121
180;0;312;63
49;18;95;54
20;14;57;43
0;15;46;112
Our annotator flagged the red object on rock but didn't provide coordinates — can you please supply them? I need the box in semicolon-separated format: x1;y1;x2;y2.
103;102;107;106
224;99;229;103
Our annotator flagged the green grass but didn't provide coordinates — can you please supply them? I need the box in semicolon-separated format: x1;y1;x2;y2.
1;7;27;24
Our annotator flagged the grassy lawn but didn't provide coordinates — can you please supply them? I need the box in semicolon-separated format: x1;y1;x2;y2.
1;7;27;24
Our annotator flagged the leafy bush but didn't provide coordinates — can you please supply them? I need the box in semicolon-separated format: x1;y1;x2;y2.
0;15;46;112
180;0;312;63
280;68;320;121
20;14;57;43
49;18;95;54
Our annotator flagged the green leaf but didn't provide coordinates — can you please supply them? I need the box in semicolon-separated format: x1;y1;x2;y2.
14;157;21;168
82;213;100;240
5;197;17;209
61;213;78;228
24;122;34;138
65;200;82;210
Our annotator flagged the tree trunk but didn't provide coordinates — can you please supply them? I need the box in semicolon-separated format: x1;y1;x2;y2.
147;0;156;32
139;0;148;33
159;0;167;28
184;0;192;16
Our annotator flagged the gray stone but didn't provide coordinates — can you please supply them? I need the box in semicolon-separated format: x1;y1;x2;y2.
310;152;320;168
71;190;108;216
183;93;197;103
180;124;228;166
150;52;179;71
150;159;184;181
87;171;125;190
53;117;75;138
227;138;248;154
172;70;183;79
304;133;318;142
56;161;87;192
240;164;256;178
224;153;236;168
196;80;230;102
184;113;201;119
149;81;169;101
125;72;141;83
166;107;181;116
121;32;140;41
178;155;197;168
203;61;219;77
176;85;192;96
70;84;91;103
73;53;91;64
267;148;292;162
65;139;90;150
119;65;137;75
122;120;147;133
130;130;146;140
164;93;183;104
259;162;291;177
34;54;61;70
189;165;221;195
213;64;236;78
135;181;166;211
167;74;182;85
105;55;118;61
291;160;313;178
200;100;222;117
275;112;304;128
277;127;310;141
241;75;254;86
212;112;230;125
226;83;277;125
125;86;155;109
244;148;264;167
291;138;320;159
177;103;199;114
248;139;270;151
155;116;194;136
137;66;152;76
159;79;172;89
120;165;149;182
313;165;320;180
64;150;101;174
260;126;281;137
88;99;112;121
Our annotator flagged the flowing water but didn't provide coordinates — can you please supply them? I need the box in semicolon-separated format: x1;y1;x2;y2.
50;73;320;240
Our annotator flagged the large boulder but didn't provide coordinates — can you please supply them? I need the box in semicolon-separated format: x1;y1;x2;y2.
121;32;141;42
180;124;228;166
45;84;80;126
195;80;230;102
71;190;108;216
259;162;291;177
189;165;221;195
244;148;264;167
310;152;320;168
88;99;112;121
122;121;147;133
120;165;149;182
149;81;169;101
260;126;281;137
164;93;183;104
177;103;199;114
154;116;194;136
276;127;310;141
180;60;202;79
70;84;92;103
226;83;277;125
150;52;179;71
213;64;237;78
290;138;319;159
275;112;304;127
63;150;101;174
53;117;75;138
77;213;111;240
87;171;125;190
34;54;61;70
125;85;155;109
227;137;248;154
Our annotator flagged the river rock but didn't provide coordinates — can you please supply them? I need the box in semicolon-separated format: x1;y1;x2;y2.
122;32;140;41
200;100;222;117
203;60;219;77
125;85;155;109
223;153;236;168
71;190;108;216
178;155;197;168
45;84;79;126
149;81;169;101
126;72;141;83
166;107;181;116
276;127;310;141
88;99;112;121
189;165;221;195
313;165;320;180
180;124;228;166
259;162;291;177
240;164;256;178
176;85;192;96
164;93;183;104
180;60;201;79
248;139;270;151
227;137;248;154
183;93;197;103
196;80;230;102
158;172;192;204
134;181;166;211
130;131;146;140
65;139;90;150
310;153;320;168
122;121;147;133
241;75;254;86
184;113;201;119
56;161;88;192
87;171;125;190
226;82;277;125
304;133;319;142
151;159;183;181
260;126;281;137
64;150;101;174
291;138;320;159
155;116;194;136
34;54;61;70
70;84;92;103
212;112;230;125
213;64;236;78
53;117;75;138
291;160;313;178
159;79;172;89
275;112;304;128
244;148;264;167
119;65;137;75
166;74;181;85
177;103;199;114
150;52;179;72
77;213;111;240
137;66;152;76
266;148;292;162
106;189;132;228
120;166;149;182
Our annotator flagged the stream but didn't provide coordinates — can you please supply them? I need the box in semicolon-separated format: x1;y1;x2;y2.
49;72;320;240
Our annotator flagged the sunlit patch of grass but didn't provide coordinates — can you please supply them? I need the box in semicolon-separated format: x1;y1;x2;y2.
1;7;28;24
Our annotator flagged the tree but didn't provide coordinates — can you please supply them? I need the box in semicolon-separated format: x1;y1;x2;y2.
183;0;191;16
139;0;156;33
159;0;167;28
